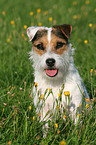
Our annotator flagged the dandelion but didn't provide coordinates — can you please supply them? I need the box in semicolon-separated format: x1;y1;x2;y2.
60;140;66;145
77;114;80;117
2;11;5;15
86;104;89;109
63;115;66;120
10;87;14;91
85;1;89;5
94;9;96;13
8;141;11;144
85;98;90;102
73;1;77;5
33;116;35;121
90;69;93;73
38;22;42;26
64;91;70;96
29;95;31;98
21;33;25;38
55;123;58;129
24;25;27;29
7;38;10;42
57;105;59;109
29;106;32;110
84;40;88;44
73;15;77;19
79;103;81;107
10;20;14;25
49;17;53;21
40;94;44;100
57;130;60;134
89;23;93;27
9;35;12;39
34;82;38;87
37;9;41;13
39;113;41;117
29;11;34;16
44;11;48;15
58;93;60;97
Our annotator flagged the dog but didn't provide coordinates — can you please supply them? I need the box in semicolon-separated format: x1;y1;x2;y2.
27;24;90;122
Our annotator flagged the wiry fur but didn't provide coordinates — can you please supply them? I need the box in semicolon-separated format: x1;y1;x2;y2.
27;25;89;122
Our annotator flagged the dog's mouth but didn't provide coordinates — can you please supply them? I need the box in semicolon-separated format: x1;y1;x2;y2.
45;69;58;77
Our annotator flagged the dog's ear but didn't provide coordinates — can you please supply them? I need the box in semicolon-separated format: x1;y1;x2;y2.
53;24;72;39
27;26;49;41
27;26;40;41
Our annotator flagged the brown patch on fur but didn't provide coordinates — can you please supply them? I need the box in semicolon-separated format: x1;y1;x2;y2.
32;34;48;56
50;33;68;55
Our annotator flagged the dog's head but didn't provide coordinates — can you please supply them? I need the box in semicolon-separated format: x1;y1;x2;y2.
27;24;72;81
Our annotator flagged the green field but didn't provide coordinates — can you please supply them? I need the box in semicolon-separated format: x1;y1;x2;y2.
0;0;96;144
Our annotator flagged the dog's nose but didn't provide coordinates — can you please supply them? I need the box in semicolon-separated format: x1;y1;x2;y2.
46;58;55;67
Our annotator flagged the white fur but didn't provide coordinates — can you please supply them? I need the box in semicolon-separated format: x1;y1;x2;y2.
27;26;89;121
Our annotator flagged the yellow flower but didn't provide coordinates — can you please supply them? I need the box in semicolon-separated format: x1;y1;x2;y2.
86;104;89;109
84;40;88;44
38;22;42;26
73;15;77;19
10;20;14;25
9;35;12;39
34;82;38;87
29;95;31;98
49;17;53;21
79;103;81;107
33;116;35;121
29;12;34;16
8;141;11;144
73;1;77;5
85;98;90;102
63;115;66;120
55;123;58;129
57;130;60;134
40;94;44;99
2;11;5;15
90;69;93;73
24;25;27;29
60;140;66;145
7;38;10;42
37;9;41;13
77;114;80;117
44;11;48;15
89;23;92;27
64;91;70;96
58;93;60;97
29;106;32;110
94;9;96;13
57;105;59;109
85;1;89;5
22;33;25;38
39;113;41;117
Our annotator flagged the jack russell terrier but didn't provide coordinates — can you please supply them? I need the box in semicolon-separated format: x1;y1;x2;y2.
27;24;89;122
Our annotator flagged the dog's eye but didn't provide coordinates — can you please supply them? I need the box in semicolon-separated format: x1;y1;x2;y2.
36;43;44;50
56;42;65;49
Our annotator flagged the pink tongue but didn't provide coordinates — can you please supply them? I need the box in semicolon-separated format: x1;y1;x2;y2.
46;69;57;77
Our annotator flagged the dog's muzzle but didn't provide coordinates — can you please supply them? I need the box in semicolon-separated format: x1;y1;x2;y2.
45;58;58;77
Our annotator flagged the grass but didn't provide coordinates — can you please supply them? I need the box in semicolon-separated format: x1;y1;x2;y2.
0;0;96;144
